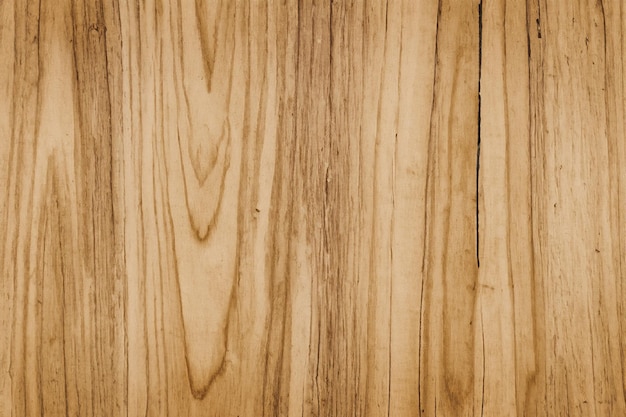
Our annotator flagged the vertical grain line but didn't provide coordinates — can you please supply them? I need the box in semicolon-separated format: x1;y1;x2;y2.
381;1;393;413
388;2;406;415
477;0;483;268
418;1;442;414
480;306;485;417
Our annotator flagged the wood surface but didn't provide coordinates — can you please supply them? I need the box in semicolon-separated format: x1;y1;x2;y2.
0;0;625;416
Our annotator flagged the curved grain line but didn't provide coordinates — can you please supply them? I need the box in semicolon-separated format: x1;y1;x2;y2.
175;122;231;242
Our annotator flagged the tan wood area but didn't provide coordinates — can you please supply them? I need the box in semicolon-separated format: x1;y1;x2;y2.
1;0;626;415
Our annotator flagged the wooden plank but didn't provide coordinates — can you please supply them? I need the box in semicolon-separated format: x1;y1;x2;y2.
479;0;626;415
1;0;625;416
119;1;290;415
0;0;126;415
116;1;478;415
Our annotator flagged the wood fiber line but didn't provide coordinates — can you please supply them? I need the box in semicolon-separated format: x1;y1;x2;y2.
2;0;626;416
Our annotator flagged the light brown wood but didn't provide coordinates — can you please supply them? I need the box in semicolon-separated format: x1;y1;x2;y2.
480;1;626;415
1;0;625;416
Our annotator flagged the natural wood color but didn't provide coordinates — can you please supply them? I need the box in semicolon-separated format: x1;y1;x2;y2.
1;0;625;416
480;0;626;415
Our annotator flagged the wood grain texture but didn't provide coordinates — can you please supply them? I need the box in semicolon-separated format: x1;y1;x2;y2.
0;0;625;416
479;0;626;415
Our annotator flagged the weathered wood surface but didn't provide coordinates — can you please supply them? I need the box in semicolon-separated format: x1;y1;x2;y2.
0;0;624;416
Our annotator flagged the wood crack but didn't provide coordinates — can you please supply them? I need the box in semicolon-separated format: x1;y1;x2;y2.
476;0;483;268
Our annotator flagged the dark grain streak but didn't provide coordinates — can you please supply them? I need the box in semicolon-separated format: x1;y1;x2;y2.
477;0;483;268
